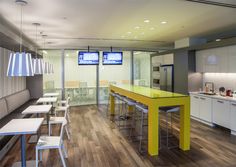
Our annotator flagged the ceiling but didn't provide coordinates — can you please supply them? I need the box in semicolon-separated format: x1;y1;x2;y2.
0;0;235;50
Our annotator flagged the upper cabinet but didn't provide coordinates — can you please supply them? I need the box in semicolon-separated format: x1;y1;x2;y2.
196;45;236;73
152;53;173;66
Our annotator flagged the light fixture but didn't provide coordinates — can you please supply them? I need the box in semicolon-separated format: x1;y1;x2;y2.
127;32;132;34
150;27;155;30
161;21;167;24
32;23;43;75
7;0;34;77
216;39;221;42
134;26;140;29
42;35;53;74
144;19;150;23
43;62;50;74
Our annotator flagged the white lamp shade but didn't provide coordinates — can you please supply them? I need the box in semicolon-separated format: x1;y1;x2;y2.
7;52;34;76
50;64;54;74
33;58;44;75
44;61;50;74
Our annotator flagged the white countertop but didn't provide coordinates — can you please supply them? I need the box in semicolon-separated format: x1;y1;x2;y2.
189;92;236;103
43;93;59;97
0;118;44;136
36;97;57;104
22;105;52;114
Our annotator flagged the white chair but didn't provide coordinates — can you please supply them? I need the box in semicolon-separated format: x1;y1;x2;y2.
36;120;68;167
49;105;70;140
55;97;71;122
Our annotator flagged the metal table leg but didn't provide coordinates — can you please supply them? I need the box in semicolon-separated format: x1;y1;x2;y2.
21;135;26;167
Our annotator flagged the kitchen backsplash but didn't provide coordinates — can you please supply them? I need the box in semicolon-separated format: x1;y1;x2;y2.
203;73;236;91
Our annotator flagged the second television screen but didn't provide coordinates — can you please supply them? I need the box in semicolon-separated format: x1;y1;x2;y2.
103;52;123;65
78;52;99;65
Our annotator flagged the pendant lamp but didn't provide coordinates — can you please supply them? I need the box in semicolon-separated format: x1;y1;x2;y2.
44;62;50;74
32;23;43;75
7;0;34;77
49;63;54;74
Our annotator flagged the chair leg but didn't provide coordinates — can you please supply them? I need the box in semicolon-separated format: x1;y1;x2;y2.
62;144;68;158
139;112;144;152
39;150;43;161
59;148;67;167
65;126;71;140
166;112;169;148
49;123;51;136
36;148;38;167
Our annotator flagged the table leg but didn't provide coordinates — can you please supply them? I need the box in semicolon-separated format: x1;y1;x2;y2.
179;97;190;150
109;94;115;115
21;135;26;167
148;104;159;156
47;113;50;134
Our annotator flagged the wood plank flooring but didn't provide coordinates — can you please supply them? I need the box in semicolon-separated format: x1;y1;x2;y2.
1;105;236;167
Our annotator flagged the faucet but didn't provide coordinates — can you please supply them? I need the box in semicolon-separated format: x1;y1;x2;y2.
205;82;214;93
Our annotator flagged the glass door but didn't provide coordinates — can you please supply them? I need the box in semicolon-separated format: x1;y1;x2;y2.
98;51;131;104
64;50;97;106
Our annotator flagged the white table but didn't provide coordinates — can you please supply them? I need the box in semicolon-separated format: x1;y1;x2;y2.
22;105;52;137
43;92;59;97
36;97;57;104
0;118;44;167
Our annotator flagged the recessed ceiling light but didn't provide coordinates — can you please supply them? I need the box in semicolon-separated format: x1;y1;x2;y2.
161;21;167;24
134;36;138;39
127;32;132;34
121;35;125;38
42;50;47;54
66;54;69;57
150;27;155;30
140;32;145;35
135;26;140;29
144;19;150;23
216;39;221;42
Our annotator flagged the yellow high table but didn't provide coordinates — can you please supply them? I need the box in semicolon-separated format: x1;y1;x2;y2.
109;84;190;156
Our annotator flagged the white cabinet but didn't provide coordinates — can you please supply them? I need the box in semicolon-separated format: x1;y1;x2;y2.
196;45;236;73
230;102;236;134
190;94;212;123
228;46;236;73
199;96;212;122
212;99;230;129
190;95;200;118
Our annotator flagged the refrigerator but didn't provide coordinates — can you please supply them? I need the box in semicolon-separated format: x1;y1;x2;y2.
160;65;174;92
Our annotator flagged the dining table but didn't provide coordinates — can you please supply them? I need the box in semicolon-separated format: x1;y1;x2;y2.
0;118;44;167
109;84;190;156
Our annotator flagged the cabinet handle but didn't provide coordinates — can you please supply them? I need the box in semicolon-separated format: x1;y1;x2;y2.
200;97;206;100
217;100;224;104
231;103;236;106
194;96;199;99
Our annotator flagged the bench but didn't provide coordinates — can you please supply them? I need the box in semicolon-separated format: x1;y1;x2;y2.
0;89;36;161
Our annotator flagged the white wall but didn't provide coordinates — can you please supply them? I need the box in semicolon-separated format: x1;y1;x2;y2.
0;47;26;98
203;73;236;91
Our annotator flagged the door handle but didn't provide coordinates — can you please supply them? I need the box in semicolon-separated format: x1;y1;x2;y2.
217;100;224;103
200;97;206;100
231;103;236;106
194;96;199;99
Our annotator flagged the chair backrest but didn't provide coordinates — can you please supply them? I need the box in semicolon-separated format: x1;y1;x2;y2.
59;120;67;144
66;97;70;105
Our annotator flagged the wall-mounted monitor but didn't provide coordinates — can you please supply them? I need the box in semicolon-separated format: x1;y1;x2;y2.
103;52;123;65
78;52;99;65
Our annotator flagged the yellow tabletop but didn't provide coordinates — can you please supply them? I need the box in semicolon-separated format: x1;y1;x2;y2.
109;84;190;156
113;84;187;98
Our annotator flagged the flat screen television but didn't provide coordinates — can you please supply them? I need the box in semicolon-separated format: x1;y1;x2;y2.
103;52;123;65
78;52;99;65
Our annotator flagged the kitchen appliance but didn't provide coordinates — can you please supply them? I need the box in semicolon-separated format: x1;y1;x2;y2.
159;65;174;92
152;63;161;89
226;89;232;97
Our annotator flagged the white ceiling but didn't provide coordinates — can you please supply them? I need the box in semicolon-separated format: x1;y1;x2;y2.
0;0;235;50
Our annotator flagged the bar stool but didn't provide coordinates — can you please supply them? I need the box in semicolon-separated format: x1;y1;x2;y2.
159;106;180;149
133;103;148;153
106;92;118;116
119;97;136;130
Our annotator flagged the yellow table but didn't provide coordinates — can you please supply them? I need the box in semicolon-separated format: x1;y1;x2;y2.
109;84;190;156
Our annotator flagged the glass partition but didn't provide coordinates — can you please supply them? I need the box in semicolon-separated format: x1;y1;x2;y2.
64;50;97;106
99;51;131;104
133;51;153;87
42;50;62;99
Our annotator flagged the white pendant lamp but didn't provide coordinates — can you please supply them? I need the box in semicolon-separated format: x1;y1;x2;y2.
7;0;34;77
7;52;34;76
44;62;50;74
49;63;54;74
32;23;43;75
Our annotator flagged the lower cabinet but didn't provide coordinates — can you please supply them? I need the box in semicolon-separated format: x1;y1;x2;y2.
230;102;236;134
190;95;212;123
212;99;230;129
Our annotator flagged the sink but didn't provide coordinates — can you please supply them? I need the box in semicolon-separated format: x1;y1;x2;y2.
199;92;216;96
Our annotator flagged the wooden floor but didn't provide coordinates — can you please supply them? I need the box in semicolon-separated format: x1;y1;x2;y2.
1;105;236;167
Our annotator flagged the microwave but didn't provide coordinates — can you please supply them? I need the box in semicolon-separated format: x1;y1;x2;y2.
152;66;160;72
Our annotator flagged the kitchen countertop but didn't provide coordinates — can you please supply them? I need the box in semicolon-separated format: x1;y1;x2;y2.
189;92;236;103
